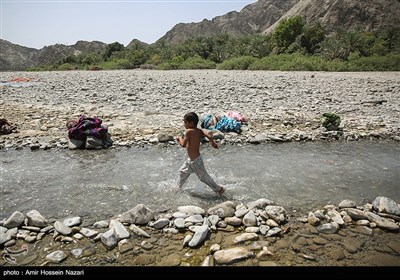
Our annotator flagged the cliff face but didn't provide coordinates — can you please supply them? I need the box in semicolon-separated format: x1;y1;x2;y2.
158;0;299;45
262;0;400;35
158;0;400;44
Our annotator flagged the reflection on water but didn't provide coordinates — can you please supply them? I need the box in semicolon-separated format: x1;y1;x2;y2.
1;141;399;223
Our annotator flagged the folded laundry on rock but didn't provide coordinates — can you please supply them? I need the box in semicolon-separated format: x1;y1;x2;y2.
66;115;112;149
201;111;248;133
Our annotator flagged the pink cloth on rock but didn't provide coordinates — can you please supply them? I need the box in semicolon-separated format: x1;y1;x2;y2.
225;111;249;123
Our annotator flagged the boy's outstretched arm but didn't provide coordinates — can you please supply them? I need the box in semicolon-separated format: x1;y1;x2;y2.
176;135;186;147
202;129;219;149
176;130;190;147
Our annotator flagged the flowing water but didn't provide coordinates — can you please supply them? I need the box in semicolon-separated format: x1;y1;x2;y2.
1;141;399;224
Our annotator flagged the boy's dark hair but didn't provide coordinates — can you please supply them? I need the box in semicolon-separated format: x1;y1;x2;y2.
184;112;199;125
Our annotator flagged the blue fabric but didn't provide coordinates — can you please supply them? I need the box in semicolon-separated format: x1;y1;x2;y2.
201;114;214;129
215;116;241;133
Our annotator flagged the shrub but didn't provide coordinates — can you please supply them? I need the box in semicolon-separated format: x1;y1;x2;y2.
347;54;400;71
57;63;76;71
249;54;296;70
217;56;257;70
99;58;132;70
248;53;349;71
180;57;216;69
324;59;349;71
157;56;184;70
140;64;157;70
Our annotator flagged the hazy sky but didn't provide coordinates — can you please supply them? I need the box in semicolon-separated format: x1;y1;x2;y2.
1;0;257;49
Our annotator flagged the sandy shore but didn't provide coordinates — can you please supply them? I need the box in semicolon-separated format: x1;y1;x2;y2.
1;70;399;149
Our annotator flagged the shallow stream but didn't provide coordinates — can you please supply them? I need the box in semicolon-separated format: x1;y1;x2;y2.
1;141;399;224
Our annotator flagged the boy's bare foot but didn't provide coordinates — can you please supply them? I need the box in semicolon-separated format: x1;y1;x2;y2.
218;186;225;196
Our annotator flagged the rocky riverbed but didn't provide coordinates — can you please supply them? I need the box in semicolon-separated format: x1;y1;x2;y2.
0;70;399;267
1;196;399;267
0;70;399;149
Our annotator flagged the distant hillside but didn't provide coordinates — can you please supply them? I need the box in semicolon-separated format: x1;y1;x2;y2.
0;40;107;71
126;39;149;49
0;40;38;71
1;0;400;71
157;0;400;44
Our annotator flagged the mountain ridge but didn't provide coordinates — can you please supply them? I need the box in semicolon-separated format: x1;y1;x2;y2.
158;0;400;44
1;0;399;71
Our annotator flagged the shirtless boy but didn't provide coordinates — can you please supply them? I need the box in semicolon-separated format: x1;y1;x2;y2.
176;112;225;195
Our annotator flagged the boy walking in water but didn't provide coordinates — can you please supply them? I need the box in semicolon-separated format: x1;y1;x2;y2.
176;112;225;195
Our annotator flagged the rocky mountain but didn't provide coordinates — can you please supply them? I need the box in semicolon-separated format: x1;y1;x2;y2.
0;40;107;71
0;39;38;71
157;0;400;44
126;39;149;49
1;0;399;71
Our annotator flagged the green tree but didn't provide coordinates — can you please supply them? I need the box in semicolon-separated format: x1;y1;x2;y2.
381;27;400;53
234;36;253;57
126;49;149;68
247;34;272;58
103;42;125;61
153;41;175;61
299;21;326;54
320;28;368;60
82;52;103;66
341;28;369;57
193;37;214;60
370;27;400;55
273;16;305;53
177;38;199;60
209;34;232;63
62;55;78;64
319;34;347;60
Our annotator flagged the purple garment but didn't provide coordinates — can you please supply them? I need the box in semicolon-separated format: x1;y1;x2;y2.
67;115;107;140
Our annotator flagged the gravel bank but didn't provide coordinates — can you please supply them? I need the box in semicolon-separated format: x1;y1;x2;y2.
1;70;399;149
1;70;399;267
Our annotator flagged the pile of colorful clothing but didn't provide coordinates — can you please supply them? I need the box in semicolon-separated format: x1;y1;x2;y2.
0;119;18;135
66;115;112;149
201;111;249;133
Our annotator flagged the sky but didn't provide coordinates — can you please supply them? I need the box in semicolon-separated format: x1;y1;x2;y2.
1;0;257;49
